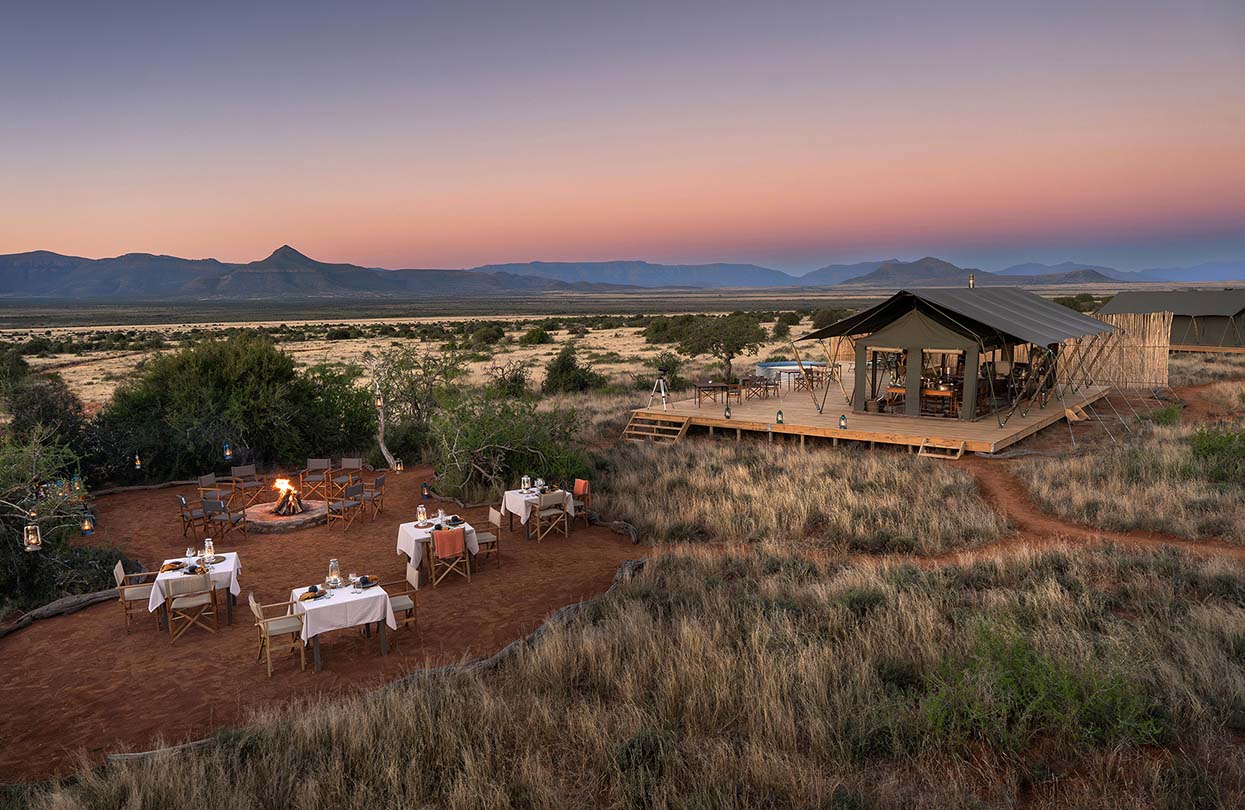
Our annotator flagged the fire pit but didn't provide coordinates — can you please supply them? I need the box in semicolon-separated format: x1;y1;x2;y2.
273;478;305;516
242;477;328;533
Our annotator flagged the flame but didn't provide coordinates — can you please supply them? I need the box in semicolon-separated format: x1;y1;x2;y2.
273;478;296;494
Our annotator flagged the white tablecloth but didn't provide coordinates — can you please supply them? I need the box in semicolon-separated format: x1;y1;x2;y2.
500;489;575;525
148;552;242;613
290;586;397;642
397;519;478;561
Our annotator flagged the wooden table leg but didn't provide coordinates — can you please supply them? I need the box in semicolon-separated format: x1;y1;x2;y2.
312;636;322;672
379;622;388;656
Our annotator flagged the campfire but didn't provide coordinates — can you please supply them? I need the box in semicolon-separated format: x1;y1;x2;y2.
272;478;306;516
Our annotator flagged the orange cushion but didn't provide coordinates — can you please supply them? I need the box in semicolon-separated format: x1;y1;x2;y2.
573;479;590;496
432;528;465;558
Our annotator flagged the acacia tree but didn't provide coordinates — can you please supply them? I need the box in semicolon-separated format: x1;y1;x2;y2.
676;314;767;381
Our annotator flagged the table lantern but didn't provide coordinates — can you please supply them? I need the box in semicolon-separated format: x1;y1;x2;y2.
327;558;342;588
417;504;427;522
724;404;732;420
776;409;784;425
535;478;545;488
133;452;142;471
23;523;42;552
521;475;531;490
421;481;431;499
839;414;847;429
222;441;233;461
203;538;215;559
80;510;95;536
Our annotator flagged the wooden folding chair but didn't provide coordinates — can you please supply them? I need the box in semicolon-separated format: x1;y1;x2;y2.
229;464;268;507
430;528;470;587
164;572;218;643
361;474;385;519
198;473;233;507
572;479;592;528
113;561;159;634
382;563;421;645
177;494;206;539
327;481;364;529
532;491;568;541
299;458;333;500
248;592;304;677
204;498;247;538
474;507;503;568
331;458;363;495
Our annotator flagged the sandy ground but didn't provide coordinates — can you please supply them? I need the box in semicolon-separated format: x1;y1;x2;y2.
0;467;641;781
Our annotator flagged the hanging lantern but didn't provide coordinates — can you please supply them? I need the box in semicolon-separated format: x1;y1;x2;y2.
776;409;784;425
374;391;384;409
71;474;82;493
724;404;732;420
133;452;142;471
80;510;95;536
223;441;233;461
839;414;848;429
395;458;404;473
23;523;42;552
421;481;431;499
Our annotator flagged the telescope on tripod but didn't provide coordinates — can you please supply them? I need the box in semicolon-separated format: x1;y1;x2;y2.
648;367;671;411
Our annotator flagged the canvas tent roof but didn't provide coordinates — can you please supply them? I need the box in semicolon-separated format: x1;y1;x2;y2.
1097;290;1245;318
799;287;1115;347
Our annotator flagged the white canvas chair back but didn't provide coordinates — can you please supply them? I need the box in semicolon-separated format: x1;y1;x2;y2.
406;562;420;590
165;572;210;598
247;591;265;623
113;560;127;588
538;491;564;509
488;507;502;530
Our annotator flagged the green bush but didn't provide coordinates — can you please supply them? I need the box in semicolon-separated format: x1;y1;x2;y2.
427;393;588;501
518;327;552;346
543;344;607;394
4;373;85;446
812;308;853;330
1190;426;1245;483
88;334;375;481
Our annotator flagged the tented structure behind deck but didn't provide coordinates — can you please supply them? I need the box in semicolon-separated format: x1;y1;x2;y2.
798;288;1116;426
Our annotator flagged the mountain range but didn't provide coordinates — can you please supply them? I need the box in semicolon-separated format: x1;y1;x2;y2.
0;246;1241;300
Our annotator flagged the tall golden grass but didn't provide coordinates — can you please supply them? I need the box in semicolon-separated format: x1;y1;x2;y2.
25;545;1245;809
1016;421;1245;543
1170;352;1245;387
594;440;1007;554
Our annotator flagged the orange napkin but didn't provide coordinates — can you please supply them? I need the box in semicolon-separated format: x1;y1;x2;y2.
160;562;183;573
299;590;320;602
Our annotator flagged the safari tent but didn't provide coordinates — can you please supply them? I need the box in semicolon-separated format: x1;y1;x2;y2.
1097;290;1245;352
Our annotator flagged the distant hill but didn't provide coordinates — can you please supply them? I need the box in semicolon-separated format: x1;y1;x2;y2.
0;245;631;300
471;260;799;288
1133;260;1245;283
798;260;893;286
837;257;1123;288
998;261;1132;281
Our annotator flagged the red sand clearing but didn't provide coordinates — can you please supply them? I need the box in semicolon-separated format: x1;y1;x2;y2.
0;467;641;781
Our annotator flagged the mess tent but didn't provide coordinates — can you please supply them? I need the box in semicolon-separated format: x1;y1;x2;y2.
798;288;1116;425
1097;290;1245;352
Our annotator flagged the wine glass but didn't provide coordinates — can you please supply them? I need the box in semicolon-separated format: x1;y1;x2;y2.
349;572;359;593
185;546;195;559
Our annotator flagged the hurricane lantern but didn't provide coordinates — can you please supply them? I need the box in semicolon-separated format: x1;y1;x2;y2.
776;409;784;425
395;458;404;473
374;392;384;409
80;511;95;536
133;453;142;470
724;404;732;420
421;481;431;499
223;441;233;461
23;523;42;552
839;414;847;430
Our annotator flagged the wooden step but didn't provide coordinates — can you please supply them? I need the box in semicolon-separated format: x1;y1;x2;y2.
1064;405;1088;423
917;438;966;460
620;413;690;443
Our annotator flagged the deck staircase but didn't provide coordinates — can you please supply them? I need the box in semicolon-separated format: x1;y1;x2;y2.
621;412;690;443
916;438;967;460
1064;405;1089;423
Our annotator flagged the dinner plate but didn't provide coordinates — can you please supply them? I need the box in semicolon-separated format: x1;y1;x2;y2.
201;555;226;565
415;520;433;528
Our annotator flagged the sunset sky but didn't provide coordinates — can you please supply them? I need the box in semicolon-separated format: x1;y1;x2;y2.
2;1;1243;272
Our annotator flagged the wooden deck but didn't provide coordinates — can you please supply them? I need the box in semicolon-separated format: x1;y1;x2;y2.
629;385;1112;454
1169;344;1245;354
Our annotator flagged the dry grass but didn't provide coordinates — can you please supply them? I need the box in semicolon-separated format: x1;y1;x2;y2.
23;545;1245;809
1170;351;1245;387
1201;380;1245;417
594;440;1007;554
1015;421;1245;543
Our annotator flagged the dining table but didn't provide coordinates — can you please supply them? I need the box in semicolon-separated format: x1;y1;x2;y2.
290;583;396;672
147;551;242;625
500;488;575;538
396;517;479;578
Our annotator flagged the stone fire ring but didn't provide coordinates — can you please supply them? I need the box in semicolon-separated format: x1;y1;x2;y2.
243;500;329;533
